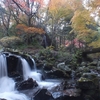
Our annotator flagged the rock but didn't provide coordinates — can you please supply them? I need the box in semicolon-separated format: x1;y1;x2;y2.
77;73;100;100
57;62;71;75
77;66;86;71
43;68;69;79
57;62;65;69
89;61;97;66
16;78;38;90
97;67;100;71
76;67;90;78
6;55;23;77
56;95;84;100
9;71;23;82
81;62;87;67
33;88;54;100
52;88;83;100
97;60;100;67
77;73;99;90
0;99;7;100
43;63;53;71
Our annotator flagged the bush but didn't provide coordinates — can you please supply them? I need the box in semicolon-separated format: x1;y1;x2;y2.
0;36;23;48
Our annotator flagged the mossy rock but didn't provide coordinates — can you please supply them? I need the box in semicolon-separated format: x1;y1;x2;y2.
77;73;99;89
0;36;23;48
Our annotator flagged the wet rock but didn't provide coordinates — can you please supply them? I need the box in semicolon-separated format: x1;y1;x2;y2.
52;89;83;100
33;88;54;100
0;99;7;100
16;78;38;90
6;55;23;76
9;71;23;82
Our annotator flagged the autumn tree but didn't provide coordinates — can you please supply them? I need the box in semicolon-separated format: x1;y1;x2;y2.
71;8;98;45
3;0;44;27
80;0;100;48
16;24;45;44
46;0;74;47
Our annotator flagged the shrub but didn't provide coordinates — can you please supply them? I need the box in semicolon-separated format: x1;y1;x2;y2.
0;36;23;48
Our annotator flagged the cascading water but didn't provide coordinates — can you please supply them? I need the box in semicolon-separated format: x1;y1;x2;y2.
0;52;61;100
71;70;76;87
32;58;37;71
0;54;7;77
20;56;60;89
0;53;29;100
21;58;31;80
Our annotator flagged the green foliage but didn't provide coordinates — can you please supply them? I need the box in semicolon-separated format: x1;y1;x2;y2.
8;24;17;36
70;50;82;68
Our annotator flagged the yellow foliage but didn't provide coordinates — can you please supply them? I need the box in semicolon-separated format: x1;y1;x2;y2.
49;0;73;22
89;34;100;48
89;39;100;48
71;9;95;34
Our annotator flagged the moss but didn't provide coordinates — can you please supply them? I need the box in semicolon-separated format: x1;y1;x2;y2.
78;77;91;82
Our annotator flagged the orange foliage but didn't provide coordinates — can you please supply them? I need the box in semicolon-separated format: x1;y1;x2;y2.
16;24;45;34
25;27;45;34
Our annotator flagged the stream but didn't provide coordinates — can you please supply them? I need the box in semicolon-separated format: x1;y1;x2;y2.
0;52;61;100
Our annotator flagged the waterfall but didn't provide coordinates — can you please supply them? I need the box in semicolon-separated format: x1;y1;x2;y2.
0;77;15;93
32;58;36;70
0;52;61;100
0;54;29;100
21;58;31;80
71;70;76;87
0;54;7;77
29;56;37;71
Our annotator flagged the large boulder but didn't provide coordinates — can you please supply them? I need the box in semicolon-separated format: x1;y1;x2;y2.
33;88;54;100
77;73;100;100
77;73;99;90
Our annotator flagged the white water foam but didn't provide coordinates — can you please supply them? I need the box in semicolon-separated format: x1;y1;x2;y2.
28;71;61;90
21;58;61;89
21;58;31;80
0;55;60;100
31;58;37;70
0;77;29;100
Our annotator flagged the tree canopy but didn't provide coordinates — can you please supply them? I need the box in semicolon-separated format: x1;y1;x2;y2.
0;0;99;49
